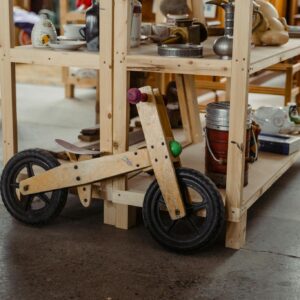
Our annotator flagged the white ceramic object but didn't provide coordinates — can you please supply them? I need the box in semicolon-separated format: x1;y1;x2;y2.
253;107;294;134
63;24;85;40
130;0;142;48
48;41;86;51
31;14;57;48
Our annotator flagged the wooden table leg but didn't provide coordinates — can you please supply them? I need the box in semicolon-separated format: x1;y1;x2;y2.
226;212;247;249
0;61;18;163
63;67;75;99
176;74;203;145
176;74;193;145
284;65;293;106
100;0;116;226
112;0;136;229
225;0;253;249
0;0;18;163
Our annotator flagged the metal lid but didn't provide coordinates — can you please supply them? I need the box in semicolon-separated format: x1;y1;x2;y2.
158;44;203;58
206;101;252;131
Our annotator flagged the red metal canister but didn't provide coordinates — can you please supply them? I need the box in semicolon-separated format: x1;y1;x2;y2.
205;102;252;188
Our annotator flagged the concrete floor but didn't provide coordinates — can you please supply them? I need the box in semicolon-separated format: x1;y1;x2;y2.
0;83;299;299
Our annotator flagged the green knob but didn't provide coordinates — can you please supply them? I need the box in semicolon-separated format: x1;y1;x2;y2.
170;140;182;157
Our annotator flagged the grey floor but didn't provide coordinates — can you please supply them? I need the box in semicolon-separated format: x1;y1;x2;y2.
0;82;299;300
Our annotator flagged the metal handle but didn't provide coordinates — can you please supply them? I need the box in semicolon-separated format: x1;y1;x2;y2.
204;128;227;165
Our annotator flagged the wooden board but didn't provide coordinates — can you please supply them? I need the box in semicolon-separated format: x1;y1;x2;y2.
20;149;151;195
112;0;136;229
127;41;231;77
242;150;300;215
127;38;300;77
9;46;99;69
137;87;186;219
225;0;253;250
0;0;18;162
100;0;116;226
250;39;300;74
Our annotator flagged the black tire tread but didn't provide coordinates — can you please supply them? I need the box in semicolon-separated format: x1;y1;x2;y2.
143;167;225;252
1;149;68;225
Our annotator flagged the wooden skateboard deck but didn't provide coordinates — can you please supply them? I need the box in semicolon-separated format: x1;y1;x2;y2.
55;139;101;155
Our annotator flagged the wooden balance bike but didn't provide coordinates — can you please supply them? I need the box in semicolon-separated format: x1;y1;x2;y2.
0;86;224;252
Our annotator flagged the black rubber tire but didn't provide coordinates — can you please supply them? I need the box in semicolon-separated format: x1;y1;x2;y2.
143;167;225;252
1;149;68;225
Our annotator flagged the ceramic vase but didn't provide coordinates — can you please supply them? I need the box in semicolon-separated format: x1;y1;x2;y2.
31;14;57;48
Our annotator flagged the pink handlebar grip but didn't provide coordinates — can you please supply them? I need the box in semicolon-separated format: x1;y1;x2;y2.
127;88;148;104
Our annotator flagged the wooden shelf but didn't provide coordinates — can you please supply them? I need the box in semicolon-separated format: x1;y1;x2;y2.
242;149;300;213
6;38;300;77
250;39;300;74
127;38;300;77
127;39;231;77
8;46;99;69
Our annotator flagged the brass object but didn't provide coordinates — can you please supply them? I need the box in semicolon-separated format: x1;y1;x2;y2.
161;18;208;45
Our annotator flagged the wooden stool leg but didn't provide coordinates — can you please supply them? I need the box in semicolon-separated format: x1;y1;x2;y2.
113;0;136;229
0;61;18;163
0;1;18;163
100;0;116;226
296;70;300;111
95;71;100;124
183;75;203;144
176;74;193;144
155;73;172;95
285;66;293;106
63;67;75;99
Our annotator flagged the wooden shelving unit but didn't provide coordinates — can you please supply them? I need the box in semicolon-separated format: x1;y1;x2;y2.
100;0;300;248
1;0;300;249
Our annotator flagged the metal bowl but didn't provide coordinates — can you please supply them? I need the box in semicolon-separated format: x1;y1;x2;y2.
158;44;203;58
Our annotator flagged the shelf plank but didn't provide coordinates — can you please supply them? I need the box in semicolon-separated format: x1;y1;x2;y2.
127;39;231;77
250;39;300;74
242;150;300;213
9;46;99;69
127;38;300;77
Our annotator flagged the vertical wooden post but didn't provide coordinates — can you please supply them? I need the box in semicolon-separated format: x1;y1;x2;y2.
100;0;116;225
225;0;253;249
113;0;136;229
284;66;293;106
176;75;193;145
190;0;206;23
225;77;231;100
296;69;300;111
60;0;75;99
289;0;298;25
153;0;165;23
175;75;203;145
183;75;203;144
0;0;18;163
